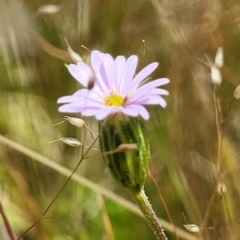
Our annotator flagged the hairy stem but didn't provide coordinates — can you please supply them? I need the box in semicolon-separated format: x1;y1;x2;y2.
129;188;168;240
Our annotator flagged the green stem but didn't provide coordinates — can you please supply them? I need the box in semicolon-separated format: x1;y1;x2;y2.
129;188;168;240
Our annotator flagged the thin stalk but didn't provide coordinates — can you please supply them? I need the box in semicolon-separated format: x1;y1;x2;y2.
129;188;168;240
0;201;16;240
202;85;223;229
213;85;223;174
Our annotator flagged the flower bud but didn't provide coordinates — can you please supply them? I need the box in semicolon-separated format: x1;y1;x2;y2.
217;182;227;196
60;137;81;147
117;143;138;152
65;39;83;63
37;5;61;16
64;116;85;128
214;47;224;68
99;116;150;193
183;224;200;233
234;84;240;99
211;65;222;85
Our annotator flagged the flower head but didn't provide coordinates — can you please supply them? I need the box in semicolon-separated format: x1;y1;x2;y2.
57;50;169;120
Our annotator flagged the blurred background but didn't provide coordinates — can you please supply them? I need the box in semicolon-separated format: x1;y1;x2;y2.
1;0;240;239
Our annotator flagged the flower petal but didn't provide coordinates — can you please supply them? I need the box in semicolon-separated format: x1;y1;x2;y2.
101;54;118;90
91;51;110;93
115;56;126;87
68;63;94;87
81;109;100;117
91;50;103;71
144;96;167;108
72;89;89;96
121;106;139;117
130;105;149;120
58;89;97;104
95;108;113;120
130;79;169;102
148;88;169;95
123;62;159;94
119;55;138;94
57;96;81;104
59;104;85;113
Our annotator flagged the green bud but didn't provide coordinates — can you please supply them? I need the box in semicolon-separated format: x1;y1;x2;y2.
99;115;150;193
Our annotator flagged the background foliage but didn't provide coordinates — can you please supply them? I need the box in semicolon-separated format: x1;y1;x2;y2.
1;0;240;239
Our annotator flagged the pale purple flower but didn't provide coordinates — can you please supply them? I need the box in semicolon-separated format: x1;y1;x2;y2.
57;50;169;120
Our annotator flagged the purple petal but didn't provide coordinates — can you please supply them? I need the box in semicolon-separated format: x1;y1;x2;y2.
148;88;169;95
123;62;159;94
90;51;109;93
94;72;109;94
115;56;126;87
102;54;118;90
59;96;102;107
137;96;167;108
81;109;100;117
95;106;127;120
91;50;103;71
59;104;85;113
119;55;138;94
121;107;138;117
153;78;170;86
73;89;90;96
57;96;81;104
81;100;103;108
68;63;94;87
58;89;101;104
95;108;113;120
86;91;103;103
130;79;169;102
98;63;112;92
129;105;149;120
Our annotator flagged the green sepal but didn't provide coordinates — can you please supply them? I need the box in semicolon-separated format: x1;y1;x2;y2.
99;115;150;193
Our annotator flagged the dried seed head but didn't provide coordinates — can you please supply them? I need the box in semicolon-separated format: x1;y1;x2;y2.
68;48;83;63
64;39;83;63
211;65;222;85
37;5;61;16
234;84;240;99
60;137;81;147
217;182;227;195
183;224;200;233
117;143;138;152
214;47;224;68
64;116;85;128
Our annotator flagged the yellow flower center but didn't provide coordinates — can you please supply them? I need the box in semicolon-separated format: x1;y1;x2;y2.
105;94;124;106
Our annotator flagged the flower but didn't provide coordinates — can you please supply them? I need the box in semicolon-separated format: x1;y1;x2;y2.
57;50;169;120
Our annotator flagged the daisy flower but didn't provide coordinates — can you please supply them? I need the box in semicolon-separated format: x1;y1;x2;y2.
57;50;169;120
